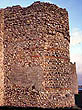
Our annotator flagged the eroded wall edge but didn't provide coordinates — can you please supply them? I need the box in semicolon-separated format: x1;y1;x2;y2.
0;9;4;105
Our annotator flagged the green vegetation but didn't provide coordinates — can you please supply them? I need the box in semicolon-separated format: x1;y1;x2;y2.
0;106;81;110
75;92;82;108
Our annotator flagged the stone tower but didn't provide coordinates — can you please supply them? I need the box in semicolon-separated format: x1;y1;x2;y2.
0;1;78;108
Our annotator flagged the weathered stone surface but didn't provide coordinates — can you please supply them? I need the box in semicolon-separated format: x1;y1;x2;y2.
0;1;78;108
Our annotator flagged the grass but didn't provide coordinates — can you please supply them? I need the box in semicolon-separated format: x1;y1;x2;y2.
0;106;81;110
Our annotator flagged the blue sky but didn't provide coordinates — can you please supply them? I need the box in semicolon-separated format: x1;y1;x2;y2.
0;0;82;84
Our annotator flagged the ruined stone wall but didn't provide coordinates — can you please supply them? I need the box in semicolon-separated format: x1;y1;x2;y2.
71;63;78;94
0;9;4;106
0;1;78;108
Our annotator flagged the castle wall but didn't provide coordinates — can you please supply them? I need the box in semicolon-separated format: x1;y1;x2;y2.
0;9;4;106
71;63;78;94
0;1;78;108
